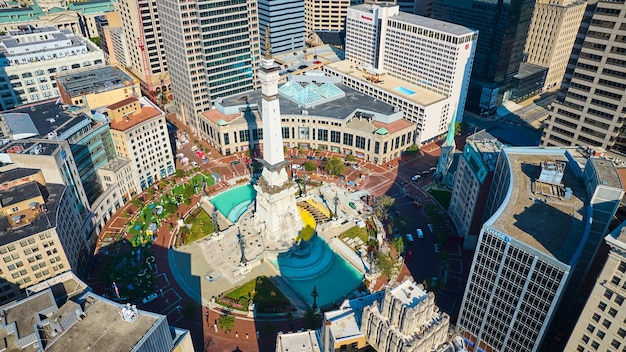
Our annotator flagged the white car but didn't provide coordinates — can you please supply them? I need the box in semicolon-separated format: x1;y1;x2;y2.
434;244;440;253
142;292;158;304
416;229;424;239
405;233;415;244
411;174;421;181
427;224;434;232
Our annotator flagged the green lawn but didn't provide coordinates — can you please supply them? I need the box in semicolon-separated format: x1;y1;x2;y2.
339;226;368;243
184;209;215;244
191;173;215;187
429;189;452;209
224;276;293;313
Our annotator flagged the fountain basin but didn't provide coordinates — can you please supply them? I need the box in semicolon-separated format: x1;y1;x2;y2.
210;184;256;222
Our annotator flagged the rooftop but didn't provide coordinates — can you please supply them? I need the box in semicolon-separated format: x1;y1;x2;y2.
324;310;363;343
325;60;446;106
217;79;401;121
488;148;587;263
392;12;477;36
0;167;40;185
0;183;64;246
100;157;131;172
109;97;163;131
388;280;428;307
276;330;322;352
589;158;622;189
467;130;504;171
56;66;135;98
0;139;64;156
0;180;42;207
25;271;89;305
44;294;161;352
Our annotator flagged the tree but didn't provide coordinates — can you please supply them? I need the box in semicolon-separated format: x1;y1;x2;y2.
345;154;356;162
406;144;420;153
175;169;184;178
376;251;395;279
455;121;469;135
324;156;346;176
373;195;395;221
131;198;142;208
391;236;404;254
303;161;316;172
219;314;235;333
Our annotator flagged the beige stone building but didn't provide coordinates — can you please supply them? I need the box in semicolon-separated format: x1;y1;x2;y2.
0;167;86;305
108;96;175;190
565;227;626;352
524;0;586;91
199;77;416;165
305;0;351;45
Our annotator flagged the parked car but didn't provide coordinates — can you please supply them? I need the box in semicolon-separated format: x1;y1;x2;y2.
230;160;241;165
434;244;440;253
191;161;198;167
411;174;421;181
416;229;424;239
413;201;422;209
427;224;434;232
142;292;158;304
406;233;415;244
348;202;356;209
429;167;437;172
307;156;315;160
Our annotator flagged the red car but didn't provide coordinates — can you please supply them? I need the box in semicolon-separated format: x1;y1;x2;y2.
413;201;422;209
405;250;413;263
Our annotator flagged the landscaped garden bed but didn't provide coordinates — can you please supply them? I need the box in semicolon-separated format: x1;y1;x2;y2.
221;276;294;313
179;208;215;245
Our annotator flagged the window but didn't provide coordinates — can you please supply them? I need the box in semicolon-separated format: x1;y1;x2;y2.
282;127;290;139
597;330;605;340
330;131;340;143
590;341;599;350
619;261;626;273
602;319;611;329
598;301;607;311
618;328;626;338
605;289;614;299
582;335;590;343
608;308;618;317
611;339;621;349
592;313;601;322
223;133;229;145
615;295;624;306
587;324;595;333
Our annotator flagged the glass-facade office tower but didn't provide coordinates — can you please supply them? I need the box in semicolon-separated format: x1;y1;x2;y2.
428;0;536;113
258;0;305;56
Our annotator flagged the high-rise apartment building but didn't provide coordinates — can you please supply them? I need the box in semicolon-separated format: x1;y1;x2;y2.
429;0;536;113
305;0;351;45
448;130;502;242
458;147;622;351
565;227;626;352
0;27;105;110
108;96;175;190
337;4;476;143
158;0;261;135
258;0;305;56
524;0;586;91
115;0;170;96
109;27;130;68
541;1;626;154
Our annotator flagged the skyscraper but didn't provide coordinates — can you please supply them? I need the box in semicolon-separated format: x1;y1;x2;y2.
524;0;586;91
458;147;622;351
304;0;351;45
158;0;261;134
565;227;626;352
541;1;626;154
258;0;305;56
115;0;170;97
429;0;536;113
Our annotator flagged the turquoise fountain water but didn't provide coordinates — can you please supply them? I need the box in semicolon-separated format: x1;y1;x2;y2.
210;184;363;307
210;184;256;222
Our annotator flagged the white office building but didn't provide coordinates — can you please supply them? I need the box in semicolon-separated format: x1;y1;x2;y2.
0;26;105;110
345;4;477;121
258;0;305;56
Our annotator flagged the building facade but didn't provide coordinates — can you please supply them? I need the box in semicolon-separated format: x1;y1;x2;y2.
524;0;586;91
0;0;117;39
158;0;261;135
345;4;477;121
304;0;351;45
0;27;105;110
115;0;170;96
199;76;417;165
448;130;503;241
258;0;305;56
0;167;86;304
458;147;622;351
565;227;626;352
95;11;123;65
56;65;140;109
429;0;536;113
541;1;626;154
108;96;175;190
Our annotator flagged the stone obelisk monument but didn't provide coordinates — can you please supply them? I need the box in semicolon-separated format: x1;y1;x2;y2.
254;58;302;251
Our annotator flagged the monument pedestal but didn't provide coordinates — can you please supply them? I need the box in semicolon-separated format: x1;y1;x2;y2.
254;176;303;251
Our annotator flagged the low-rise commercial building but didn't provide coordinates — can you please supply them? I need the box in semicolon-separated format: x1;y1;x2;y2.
56;65;140;109
200;75;416;165
0;26;105;110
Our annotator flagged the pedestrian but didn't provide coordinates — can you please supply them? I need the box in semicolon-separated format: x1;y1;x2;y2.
246;333;249;339
235;332;238;338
